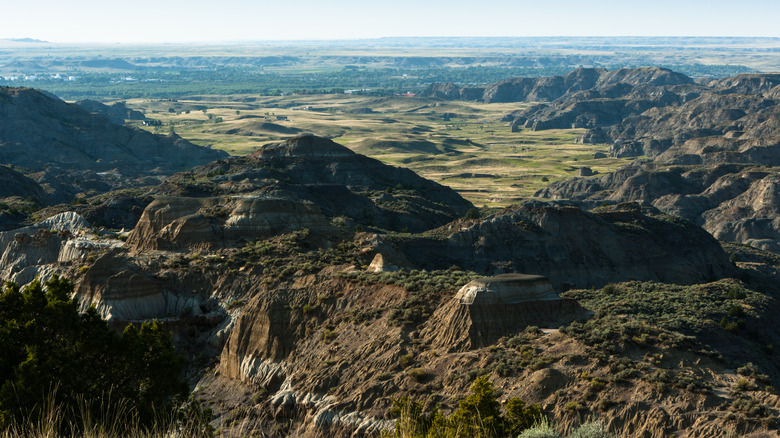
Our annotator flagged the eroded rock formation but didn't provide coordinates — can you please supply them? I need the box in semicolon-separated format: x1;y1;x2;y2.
0;212;121;284
424;274;592;351
131;134;474;248
392;201;734;289
129;195;332;251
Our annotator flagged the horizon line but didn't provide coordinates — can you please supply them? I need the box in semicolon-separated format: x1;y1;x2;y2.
3;35;780;45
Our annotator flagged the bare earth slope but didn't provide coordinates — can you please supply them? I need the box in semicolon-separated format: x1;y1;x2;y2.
0;86;228;199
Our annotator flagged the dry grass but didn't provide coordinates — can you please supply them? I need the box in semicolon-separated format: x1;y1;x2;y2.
0;392;218;438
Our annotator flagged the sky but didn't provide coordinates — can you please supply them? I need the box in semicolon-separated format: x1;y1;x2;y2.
3;0;779;43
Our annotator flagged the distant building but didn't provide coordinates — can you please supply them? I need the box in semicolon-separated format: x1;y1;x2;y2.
276;116;289;121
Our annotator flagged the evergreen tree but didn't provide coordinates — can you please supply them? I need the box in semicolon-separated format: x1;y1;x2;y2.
0;275;188;429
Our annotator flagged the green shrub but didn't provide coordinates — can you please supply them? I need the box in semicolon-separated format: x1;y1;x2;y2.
407;368;429;382
384;376;541;438
320;329;337;344
735;378;755;392
601;284;618;295
736;362;769;383
731;395;770;417
728;305;745;317
385;396;436;438
252;387;269;404
399;353;415;368
589;378;606;393
728;286;747;300
505;397;544;436
465;208;480;220
568;421;613;438
597;398;614;412
517;418;560;438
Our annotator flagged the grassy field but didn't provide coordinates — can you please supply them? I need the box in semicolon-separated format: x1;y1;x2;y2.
128;94;635;207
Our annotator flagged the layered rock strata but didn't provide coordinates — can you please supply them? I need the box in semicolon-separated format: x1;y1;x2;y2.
424;274;592;351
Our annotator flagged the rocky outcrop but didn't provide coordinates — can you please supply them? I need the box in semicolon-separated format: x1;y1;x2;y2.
599;92;779;158
496;71;780;163
0;212;122;284
212;270;413;435
77;99;146;125
77;194;153;230
538;158;780;251
367;253;404;272
75;251;218;323
128;195;332;251
393;201;734;289
708;73;780;96
420;82;462;100
700;174;780;252
481;68;603;103
424;274;592;351
149;134;474;236
513;69;780;253
595;67;693;88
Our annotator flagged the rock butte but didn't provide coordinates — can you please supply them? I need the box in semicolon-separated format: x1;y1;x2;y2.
456;273;559;304
424;274;593;351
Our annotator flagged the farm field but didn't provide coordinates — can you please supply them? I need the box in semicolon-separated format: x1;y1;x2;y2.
127;94;635;206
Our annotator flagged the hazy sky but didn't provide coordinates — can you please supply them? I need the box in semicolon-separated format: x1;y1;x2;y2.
3;0;779;43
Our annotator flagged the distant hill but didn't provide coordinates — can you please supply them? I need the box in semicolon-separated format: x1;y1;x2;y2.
78;58;137;70
0;86;228;203
2;38;47;43
0;86;227;175
485;69;780;254
421;66;694;103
